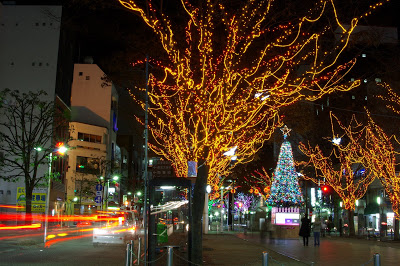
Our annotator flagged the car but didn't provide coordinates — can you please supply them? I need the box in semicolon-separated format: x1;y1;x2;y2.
92;211;138;247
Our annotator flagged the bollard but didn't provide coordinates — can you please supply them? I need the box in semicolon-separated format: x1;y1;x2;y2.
126;243;131;266
167;246;174;266
129;240;134;266
262;251;269;266
137;238;141;265
373;253;381;266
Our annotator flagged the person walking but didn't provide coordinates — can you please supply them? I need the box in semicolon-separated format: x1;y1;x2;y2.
313;217;322;246
299;215;311;246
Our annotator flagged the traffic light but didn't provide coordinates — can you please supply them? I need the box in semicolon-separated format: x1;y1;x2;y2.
56;142;67;155
322;185;329;193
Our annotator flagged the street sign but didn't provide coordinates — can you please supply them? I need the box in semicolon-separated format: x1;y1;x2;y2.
96;184;103;191
95;196;102;204
96;191;102;196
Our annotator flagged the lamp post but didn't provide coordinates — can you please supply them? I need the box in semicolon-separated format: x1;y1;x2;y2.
203;185;211;234
44;142;67;244
377;196;386;240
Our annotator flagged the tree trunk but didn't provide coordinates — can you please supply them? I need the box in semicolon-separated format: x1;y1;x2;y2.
25;185;33;225
348;209;355;237
394;214;399;241
190;162;208;265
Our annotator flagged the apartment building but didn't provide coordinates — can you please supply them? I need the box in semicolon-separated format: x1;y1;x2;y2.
67;62;119;214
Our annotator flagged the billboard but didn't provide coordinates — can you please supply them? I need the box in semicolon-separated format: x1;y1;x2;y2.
16;187;46;212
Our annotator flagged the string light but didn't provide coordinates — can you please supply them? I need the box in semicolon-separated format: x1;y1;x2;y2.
120;0;389;187
364;110;400;217
299;112;375;210
267;126;303;206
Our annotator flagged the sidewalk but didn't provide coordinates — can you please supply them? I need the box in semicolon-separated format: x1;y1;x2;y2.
199;229;400;265
202;233;306;265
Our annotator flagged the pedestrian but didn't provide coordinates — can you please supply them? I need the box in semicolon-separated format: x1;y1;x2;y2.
299;215;311;246
313;217;322;246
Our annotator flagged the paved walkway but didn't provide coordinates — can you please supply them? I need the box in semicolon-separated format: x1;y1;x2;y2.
202;231;400;265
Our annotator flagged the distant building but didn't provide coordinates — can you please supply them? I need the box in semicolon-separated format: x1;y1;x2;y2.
0;3;70;214
66;63;119;214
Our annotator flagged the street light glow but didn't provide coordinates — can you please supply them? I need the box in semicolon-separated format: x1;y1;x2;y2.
332;137;342;145
113;175;119;181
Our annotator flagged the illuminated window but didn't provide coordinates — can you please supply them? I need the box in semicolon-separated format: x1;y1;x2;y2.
77;132;102;143
76;156;100;174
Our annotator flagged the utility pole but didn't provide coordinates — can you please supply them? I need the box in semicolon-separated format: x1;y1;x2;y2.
143;54;149;265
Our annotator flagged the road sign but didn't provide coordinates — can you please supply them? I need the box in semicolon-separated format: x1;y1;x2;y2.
96;191;102;196
96;184;103;191
95;196;102;204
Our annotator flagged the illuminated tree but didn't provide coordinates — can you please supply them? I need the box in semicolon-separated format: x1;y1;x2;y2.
299;112;375;236
268;126;303;206
243;167;272;201
364;110;400;240
119;0;387;261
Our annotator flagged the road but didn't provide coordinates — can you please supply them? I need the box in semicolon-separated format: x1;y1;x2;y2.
0;227;128;266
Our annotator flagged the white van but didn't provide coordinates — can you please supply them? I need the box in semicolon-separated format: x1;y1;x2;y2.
93;210;139;246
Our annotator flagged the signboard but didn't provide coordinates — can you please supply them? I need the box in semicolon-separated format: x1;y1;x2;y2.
94;196;102;204
271;207;300;226
152;160;175;178
95;184;102;206
16;187;46;212
96;184;103;191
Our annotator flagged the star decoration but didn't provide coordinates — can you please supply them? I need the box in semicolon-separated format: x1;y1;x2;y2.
280;125;292;139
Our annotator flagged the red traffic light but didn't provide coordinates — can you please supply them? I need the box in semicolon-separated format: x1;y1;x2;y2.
322;185;330;193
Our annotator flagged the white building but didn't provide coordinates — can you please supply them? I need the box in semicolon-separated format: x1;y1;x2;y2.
0;3;62;208
67;62;119;214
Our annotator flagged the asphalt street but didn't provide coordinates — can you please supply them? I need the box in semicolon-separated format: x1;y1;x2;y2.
0;227;127;266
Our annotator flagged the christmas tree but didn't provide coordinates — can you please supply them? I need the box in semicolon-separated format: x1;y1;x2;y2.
267;126;303;207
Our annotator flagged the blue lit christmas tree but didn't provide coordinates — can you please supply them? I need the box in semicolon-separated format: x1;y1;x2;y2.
267;125;303;207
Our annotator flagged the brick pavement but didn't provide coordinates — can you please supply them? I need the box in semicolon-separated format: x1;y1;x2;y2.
233;232;400;266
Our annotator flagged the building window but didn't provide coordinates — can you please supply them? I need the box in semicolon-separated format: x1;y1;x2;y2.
39;62;42;66
86;76;90;80
77;132;102;143
79;72;83;76
7;190;11;195
35;22;39;26
0;190;3;195
76;156;100;174
32;62;35;66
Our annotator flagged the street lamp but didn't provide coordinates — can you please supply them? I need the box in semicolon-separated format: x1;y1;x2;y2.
377;196;386;239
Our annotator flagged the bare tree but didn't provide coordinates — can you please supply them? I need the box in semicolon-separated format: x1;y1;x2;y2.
0;89;69;215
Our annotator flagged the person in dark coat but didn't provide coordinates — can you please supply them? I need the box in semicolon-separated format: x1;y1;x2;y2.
299;216;311;246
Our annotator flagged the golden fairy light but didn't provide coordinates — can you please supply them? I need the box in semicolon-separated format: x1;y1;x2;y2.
364;110;400;217
120;0;388;187
299;112;375;210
